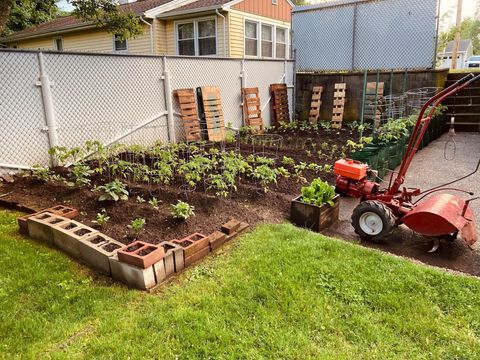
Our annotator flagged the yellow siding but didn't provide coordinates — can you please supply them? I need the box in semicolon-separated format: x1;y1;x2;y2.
155;19;168;54
15;24;153;54
228;10;291;58
17;37;55;50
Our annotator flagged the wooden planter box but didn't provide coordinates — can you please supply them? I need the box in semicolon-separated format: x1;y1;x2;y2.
290;194;340;232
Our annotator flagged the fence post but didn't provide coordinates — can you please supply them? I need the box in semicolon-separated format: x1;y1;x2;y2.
163;56;176;143
36;51;59;166
292;49;297;122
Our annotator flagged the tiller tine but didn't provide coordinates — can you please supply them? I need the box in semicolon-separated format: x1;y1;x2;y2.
401;194;477;247
428;239;440;253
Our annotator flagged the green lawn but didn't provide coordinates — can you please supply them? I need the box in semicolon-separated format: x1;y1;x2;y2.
1;209;480;359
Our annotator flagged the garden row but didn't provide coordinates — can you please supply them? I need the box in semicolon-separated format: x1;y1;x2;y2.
18;205;248;290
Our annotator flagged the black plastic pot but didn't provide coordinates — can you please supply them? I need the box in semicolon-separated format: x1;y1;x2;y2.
290;195;340;232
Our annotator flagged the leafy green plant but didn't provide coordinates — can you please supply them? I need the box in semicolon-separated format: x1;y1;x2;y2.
148;197;160;210
136;196;146;204
93;180;129;202
282;156;295;167
68;163;94;187
252;165;277;192
170;201;195;220
300;179;336;207
48;146;83;165
31;165;51;182
93;209;110;226
128;218;146;233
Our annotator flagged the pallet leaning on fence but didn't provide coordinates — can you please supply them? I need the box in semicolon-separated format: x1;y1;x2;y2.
198;86;225;142
270;84;290;126
309;86;323;124
364;82;384;129
174;89;201;142
242;87;264;133
331;83;346;129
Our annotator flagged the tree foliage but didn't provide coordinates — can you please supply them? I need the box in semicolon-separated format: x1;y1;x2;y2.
70;0;142;40
1;0;58;37
0;0;143;40
438;17;480;56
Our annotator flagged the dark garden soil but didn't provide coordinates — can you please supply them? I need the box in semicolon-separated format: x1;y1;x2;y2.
0;127;356;246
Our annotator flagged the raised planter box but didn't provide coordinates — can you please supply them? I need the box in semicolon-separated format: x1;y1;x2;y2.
52;220;99;258
117;241;164;269
78;233;124;275
18;205;78;236
109;254;156;290
290;194;340;232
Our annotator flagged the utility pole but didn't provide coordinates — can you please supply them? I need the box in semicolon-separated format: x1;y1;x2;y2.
450;0;463;69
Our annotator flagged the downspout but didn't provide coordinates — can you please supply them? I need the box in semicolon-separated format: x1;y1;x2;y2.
215;9;227;56
140;16;154;54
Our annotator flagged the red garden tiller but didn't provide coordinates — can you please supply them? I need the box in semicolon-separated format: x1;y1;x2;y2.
334;73;480;250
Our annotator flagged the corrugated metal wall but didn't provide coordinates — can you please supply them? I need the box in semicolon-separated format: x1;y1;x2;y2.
293;0;438;72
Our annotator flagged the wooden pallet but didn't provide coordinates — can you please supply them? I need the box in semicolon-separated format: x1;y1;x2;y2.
332;83;346;129
242;87;264;133
309;86;323;124
198;86;225;142
270;83;290;126
364;82;384;128
174;89;201;142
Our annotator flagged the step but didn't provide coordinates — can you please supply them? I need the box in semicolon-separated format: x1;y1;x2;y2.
444;105;480;113
442;122;480;132
447;72;480;81
443;95;480;105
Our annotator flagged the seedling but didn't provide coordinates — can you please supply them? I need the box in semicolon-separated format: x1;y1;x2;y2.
128;218;146;233
136;196;146;204
170;201;195;220
148;197;160;210
93;209;110;226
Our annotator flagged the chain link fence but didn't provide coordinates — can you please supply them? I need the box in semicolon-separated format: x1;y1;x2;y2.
293;0;438;72
0;49;294;173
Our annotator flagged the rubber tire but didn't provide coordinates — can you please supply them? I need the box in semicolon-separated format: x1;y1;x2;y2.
351;200;396;242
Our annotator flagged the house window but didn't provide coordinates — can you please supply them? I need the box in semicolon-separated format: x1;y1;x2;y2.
261;24;273;58
176;19;217;56
177;22;195;56
198;19;216;56
245;21;258;56
113;35;127;51
54;38;63;51
276;27;287;59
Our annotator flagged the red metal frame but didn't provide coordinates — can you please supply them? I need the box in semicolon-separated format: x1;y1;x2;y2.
364;73;480;216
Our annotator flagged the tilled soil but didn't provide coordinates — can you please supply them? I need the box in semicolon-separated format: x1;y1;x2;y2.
0;127;353;245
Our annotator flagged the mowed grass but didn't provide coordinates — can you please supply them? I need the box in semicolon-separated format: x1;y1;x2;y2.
1;209;480;359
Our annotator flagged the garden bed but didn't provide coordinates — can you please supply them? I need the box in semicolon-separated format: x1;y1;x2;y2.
0;125;358;246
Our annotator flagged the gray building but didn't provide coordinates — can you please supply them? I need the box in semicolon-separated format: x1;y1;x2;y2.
292;0;438;72
438;39;474;69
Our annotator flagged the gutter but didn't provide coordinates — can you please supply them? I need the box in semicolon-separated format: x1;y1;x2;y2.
139;16;154;54
215;9;227;57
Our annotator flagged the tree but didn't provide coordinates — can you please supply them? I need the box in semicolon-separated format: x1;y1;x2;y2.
0;0;142;40
1;0;58;37
438;17;480;55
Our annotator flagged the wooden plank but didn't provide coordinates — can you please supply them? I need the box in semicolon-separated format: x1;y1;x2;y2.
199;86;225;141
174;88;201;142
242;87;264;133
331;83;346;128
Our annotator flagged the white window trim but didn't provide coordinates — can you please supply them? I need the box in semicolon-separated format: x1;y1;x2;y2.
112;35;128;52
243;18;290;60
261;23;274;59
175;16;218;57
53;37;63;51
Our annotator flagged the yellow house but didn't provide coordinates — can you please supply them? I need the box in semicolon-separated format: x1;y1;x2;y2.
1;0;293;59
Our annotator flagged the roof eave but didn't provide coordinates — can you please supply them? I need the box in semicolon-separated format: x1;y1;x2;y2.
0;23;96;43
155;4;227;18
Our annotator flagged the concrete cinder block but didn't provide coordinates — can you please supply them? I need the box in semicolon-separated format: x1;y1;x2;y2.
109;254;156;290
27;212;68;245
153;260;166;283
52;220;99;258
18;205;78;236
184;246;210;267
159;242;175;277
78;233;124;275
